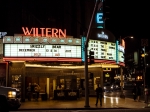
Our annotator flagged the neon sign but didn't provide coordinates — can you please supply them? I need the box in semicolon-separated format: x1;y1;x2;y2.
22;27;66;38
97;32;108;39
96;13;103;24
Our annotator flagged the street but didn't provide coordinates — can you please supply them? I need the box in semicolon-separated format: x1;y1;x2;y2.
104;89;145;100
8;90;150;112
10;108;150;112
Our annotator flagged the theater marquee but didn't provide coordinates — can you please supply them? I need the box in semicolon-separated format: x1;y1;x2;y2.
4;44;81;58
3;27;125;64
4;39;117;61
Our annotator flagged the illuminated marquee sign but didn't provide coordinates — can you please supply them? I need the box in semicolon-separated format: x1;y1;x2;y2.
97;32;108;40
22;27;66;38
118;45;125;62
4;40;117;61
4;44;81;58
88;40;116;60
3;37;122;62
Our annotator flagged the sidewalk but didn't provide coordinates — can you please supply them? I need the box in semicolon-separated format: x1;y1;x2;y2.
18;96;150;110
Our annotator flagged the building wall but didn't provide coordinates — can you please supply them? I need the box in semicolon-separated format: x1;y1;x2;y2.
0;39;3;60
9;62;26;101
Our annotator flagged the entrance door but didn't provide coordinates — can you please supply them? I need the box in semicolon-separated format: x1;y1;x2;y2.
25;76;53;100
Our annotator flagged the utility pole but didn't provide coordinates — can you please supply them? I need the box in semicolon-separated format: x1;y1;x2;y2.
120;67;125;98
84;0;101;108
141;39;148;102
143;46;146;95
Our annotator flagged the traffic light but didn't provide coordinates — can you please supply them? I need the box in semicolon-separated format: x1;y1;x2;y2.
89;50;94;64
139;47;145;69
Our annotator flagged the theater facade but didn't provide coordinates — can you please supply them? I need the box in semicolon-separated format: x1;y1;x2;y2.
2;27;125;101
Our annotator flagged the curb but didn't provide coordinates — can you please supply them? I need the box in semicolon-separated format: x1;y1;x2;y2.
17;107;130;111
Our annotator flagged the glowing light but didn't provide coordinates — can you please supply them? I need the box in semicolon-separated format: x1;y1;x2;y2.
22;27;66;38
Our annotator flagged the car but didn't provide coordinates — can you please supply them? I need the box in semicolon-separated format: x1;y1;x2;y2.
103;83;114;92
0;86;21;111
111;84;121;90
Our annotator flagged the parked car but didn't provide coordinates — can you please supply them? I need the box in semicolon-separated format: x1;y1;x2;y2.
0;86;21;111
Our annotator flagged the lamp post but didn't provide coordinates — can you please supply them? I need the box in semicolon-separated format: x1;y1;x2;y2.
84;0;101;108
122;36;133;40
119;36;133;98
141;39;148;104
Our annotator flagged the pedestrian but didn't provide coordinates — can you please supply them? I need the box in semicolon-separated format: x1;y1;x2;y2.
144;85;149;103
95;84;103;106
137;85;141;102
31;83;36;99
34;83;40;101
27;83;32;101
132;84;137;101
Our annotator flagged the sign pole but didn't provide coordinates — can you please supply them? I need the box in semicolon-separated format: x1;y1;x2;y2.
143;46;146;103
84;0;101;108
141;39;148;104
84;45;89;108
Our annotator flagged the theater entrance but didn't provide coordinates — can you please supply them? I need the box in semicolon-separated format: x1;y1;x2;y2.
25;65;103;101
8;61;110;101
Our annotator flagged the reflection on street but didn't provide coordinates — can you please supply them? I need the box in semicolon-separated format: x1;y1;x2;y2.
104;95;119;104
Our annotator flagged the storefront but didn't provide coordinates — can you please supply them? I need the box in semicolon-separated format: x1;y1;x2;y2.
2;27;124;101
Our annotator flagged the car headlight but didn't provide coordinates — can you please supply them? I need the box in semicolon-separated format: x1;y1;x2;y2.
8;91;16;98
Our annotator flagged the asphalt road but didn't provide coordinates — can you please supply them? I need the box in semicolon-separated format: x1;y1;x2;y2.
104;89;139;98
8;89;148;112
10;108;150;112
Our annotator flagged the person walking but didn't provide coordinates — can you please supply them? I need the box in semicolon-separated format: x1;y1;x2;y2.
132;84;137;101
95;84;103;106
144;85;149;103
31;83;36;99
34;83;40;101
27;83;32;101
137;85;141;102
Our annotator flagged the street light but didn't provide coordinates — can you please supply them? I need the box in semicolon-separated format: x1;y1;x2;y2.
84;0;102;108
122;36;133;40
120;36;134;44
119;36;134;98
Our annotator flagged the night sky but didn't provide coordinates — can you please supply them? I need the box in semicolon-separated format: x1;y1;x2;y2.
105;0;150;38
0;0;150;53
105;0;150;53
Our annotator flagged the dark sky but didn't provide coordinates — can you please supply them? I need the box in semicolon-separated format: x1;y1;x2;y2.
106;0;150;39
0;0;149;51
104;0;150;53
